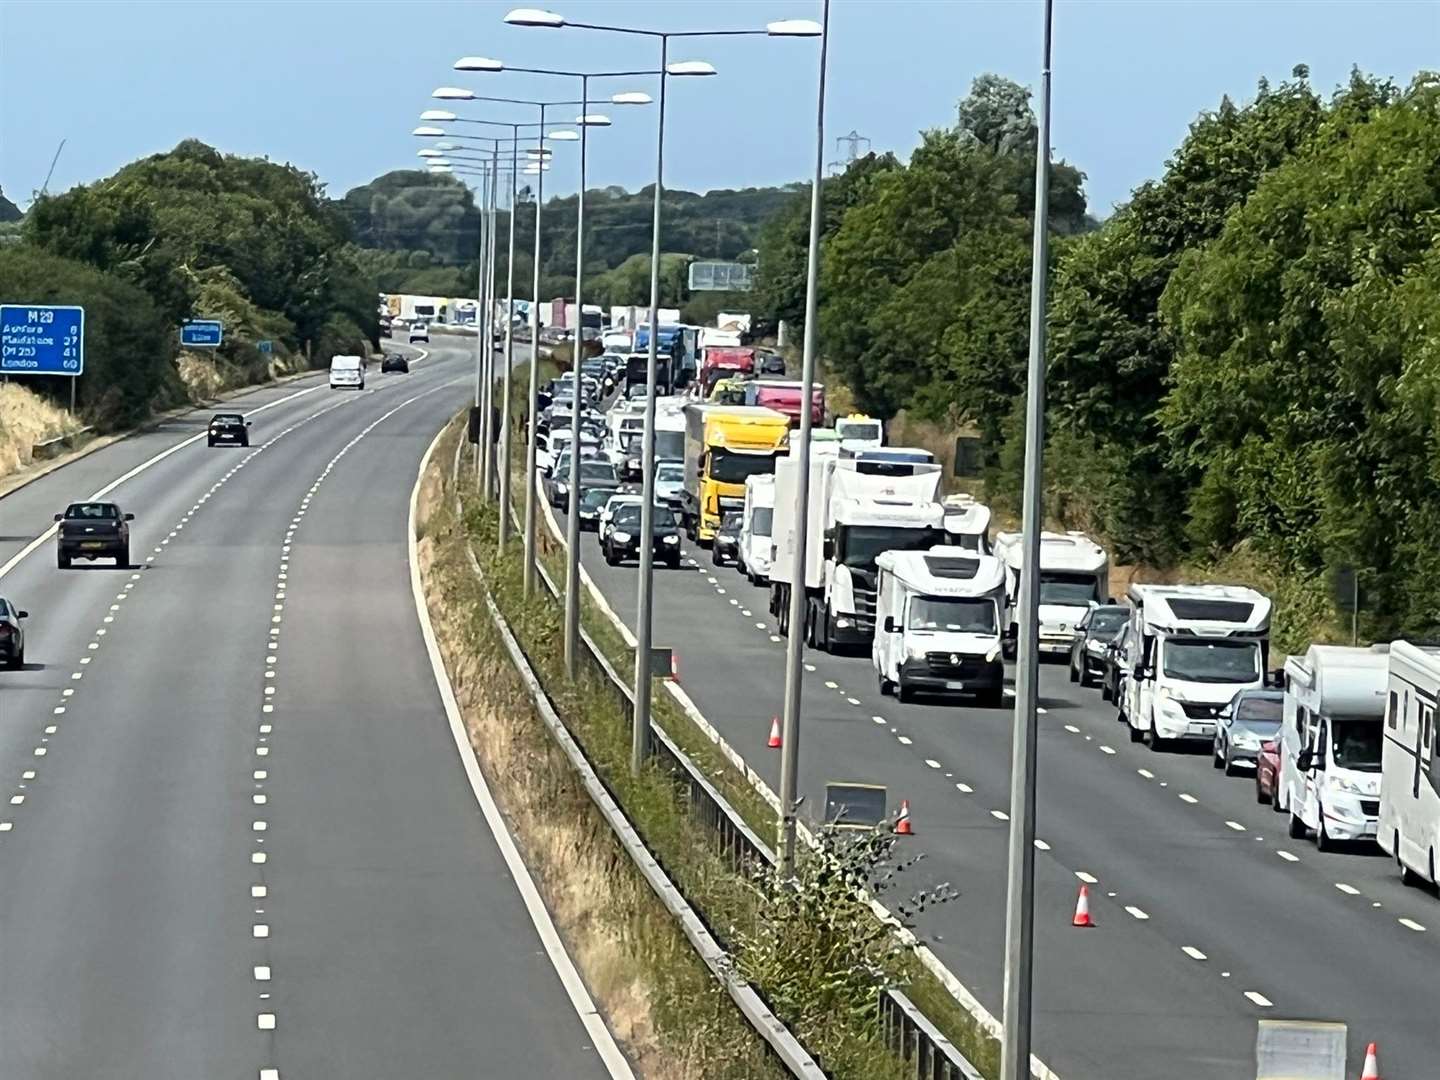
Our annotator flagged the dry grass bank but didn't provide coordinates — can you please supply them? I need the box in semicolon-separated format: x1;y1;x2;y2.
0;382;81;482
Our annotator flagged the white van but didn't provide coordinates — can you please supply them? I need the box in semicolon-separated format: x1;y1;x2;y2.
739;474;775;585
872;547;1007;706
1378;641;1440;883
1121;583;1271;750
329;354;365;390
993;530;1109;656
1278;643;1386;849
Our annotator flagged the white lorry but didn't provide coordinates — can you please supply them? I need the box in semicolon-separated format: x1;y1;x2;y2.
872;548;1007;706
1277;643;1386;849
834;415;884;456
941;494;992;554
739;474;776;586
1378;641;1440;883
769;455;947;652
992;530;1109;657
1119;584;1272;750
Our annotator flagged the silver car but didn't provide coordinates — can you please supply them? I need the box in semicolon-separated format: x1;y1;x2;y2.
653;460;685;505
1213;689;1284;775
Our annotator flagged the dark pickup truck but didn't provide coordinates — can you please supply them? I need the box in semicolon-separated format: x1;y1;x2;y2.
55;502;133;568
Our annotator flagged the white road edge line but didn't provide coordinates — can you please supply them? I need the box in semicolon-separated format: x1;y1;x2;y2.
407;424;634;1080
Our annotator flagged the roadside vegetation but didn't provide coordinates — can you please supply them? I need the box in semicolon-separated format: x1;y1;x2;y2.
754;68;1440;652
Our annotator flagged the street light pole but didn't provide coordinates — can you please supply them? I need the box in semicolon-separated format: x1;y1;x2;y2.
483;144;501;500
999;1;1054;1077
778;0;830;874
523;104;548;597
473;164;491;493
562;74;590;678
499;127;519;550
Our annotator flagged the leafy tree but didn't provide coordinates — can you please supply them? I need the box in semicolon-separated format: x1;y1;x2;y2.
0;187;21;223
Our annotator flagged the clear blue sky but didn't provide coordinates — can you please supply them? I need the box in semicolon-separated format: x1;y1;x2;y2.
1;0;1435;216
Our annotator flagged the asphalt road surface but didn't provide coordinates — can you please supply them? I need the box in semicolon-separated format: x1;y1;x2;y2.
553;484;1437;1079
0;338;619;1080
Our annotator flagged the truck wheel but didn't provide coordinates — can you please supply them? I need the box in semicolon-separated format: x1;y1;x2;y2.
1146;729;1167;752
980;685;1004;708
58;550;70;569
897;677;913;704
1079;665;1095;689
877;669;892;696
1128;722;1143;743
1288;812;1307;839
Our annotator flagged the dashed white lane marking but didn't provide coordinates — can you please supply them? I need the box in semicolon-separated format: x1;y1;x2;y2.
846;697;861;706
1335;883;1360;895
1182;946;1208;961
257;1013;276;1030
9;795;23;806
1224;820;1246;832
1277;850;1300;862
1125;905;1150;920
756;622;768;631
924;759;941;769
254;963;271;978
1244;991;1274;1008
1100;745;1116;755
871;715;887;725
824;680;838;689
1064;724;1080;734
1178;793;1198;804
260;1068;281;1080
803;663;815;672
252;852;267;864
1034;839;1051;851
956;782;973;794
1076;871;1098;884
896;735;913;745
1036;707;1047;715
1399;917;1427;932
0;823;11;832
990;809;1009;821
740;608;752;617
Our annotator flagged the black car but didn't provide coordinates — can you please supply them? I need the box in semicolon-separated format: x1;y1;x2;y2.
1213;688;1284;775
759;354;787;376
381;353;409;374
602;503;683;568
1099;623;1134;704
550;458;617;508
1069;604;1130;688
712;511;742;566
207;413;250;447
0;598;28;669
56;502;133;568
577;482;621;531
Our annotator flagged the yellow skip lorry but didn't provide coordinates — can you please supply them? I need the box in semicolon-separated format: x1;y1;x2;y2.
680;404;790;544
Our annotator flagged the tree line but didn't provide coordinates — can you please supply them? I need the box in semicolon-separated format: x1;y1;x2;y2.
0;140;375;429
754;68;1440;642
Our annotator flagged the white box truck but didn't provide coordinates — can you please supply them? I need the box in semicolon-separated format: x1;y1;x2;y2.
993;530;1109;657
1119;584;1272;750
768;455;947;652
739;474;776;586
941;494;992;554
1277;643;1386;849
1379;640;1440;885
872;548;1008;706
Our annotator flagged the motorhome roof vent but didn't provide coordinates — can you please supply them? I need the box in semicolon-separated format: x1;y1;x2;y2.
1169;598;1254;622
924;555;981;579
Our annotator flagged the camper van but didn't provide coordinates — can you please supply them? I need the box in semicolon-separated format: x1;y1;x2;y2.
1277;644;1387;849
1379;641;1440;884
992;531;1109;656
941;494;992;554
329;354;365;390
1120;584;1271;750
739;474;775;586
872;548;1007;706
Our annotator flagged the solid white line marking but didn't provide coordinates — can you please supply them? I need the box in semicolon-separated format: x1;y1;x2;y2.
990;809;1009;821
1076;871;1098;884
1178;793;1198;804
1125;905;1150;920
896;735;913;745
1277;850;1300;862
1335;883;1360;895
1225;820;1246;832
1244;991;1274;1008
924;759;941;769
1182;946;1208;961
1400;917;1427;932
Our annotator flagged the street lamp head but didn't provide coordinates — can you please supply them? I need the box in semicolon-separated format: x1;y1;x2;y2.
420;110;458;122
576;114;612;126
667;61;718;77
454;56;505;72
435;143;461;150
767;18;823;37
417;148;446;157
611;91;652;105
433;86;475;100
547;130;581;141
523;165;551;174
504;7;565;27
412;126;448;136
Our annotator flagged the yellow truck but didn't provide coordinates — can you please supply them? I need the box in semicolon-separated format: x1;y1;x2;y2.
680;404;789;544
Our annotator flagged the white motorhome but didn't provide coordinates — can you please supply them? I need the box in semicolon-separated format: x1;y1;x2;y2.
941;494;992;554
1277;644;1386;849
872;548;1007;706
834;415;884;456
1120;584;1271;750
992;531;1109;655
739;474;776;586
1379;641;1440;883
606;400;645;468
769;455;947;652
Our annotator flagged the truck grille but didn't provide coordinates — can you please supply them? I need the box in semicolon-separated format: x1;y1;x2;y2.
1361;799;1380;817
853;583;876;632
925;653;987;678
1179;701;1221;721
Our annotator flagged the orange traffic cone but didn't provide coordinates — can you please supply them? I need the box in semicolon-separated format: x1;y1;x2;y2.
1072;884;1095;927
895;800;913;835
767;717;782;749
1360;1042;1381;1080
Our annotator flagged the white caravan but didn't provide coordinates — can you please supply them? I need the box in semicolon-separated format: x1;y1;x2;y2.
1277;643;1386;849
1379;641;1440;884
941;494;992;554
1120;584;1271;750
992;531;1109;655
739;474;776;586
872;548;1007;706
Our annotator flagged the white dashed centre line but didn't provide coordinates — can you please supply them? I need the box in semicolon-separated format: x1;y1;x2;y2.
1034;839;1051;851
956;782;973;794
1244;991;1274;1008
896;735;913;745
924;759;941;769
871;715;887;725
1064;724;1080;734
1224;820;1246;832
1178;793;1198;804
1335;883;1360;895
1125;905;1150;920
1100;745;1116;755
1137;768;1154;779
1399;918;1427;932
1277;850;1300;862
1182;946;1208;961
1076;871;1098;884
990;809;1009;821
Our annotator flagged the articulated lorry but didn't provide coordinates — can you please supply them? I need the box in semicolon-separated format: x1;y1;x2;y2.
680;405;790;544
769;454;947;652
742;379;825;426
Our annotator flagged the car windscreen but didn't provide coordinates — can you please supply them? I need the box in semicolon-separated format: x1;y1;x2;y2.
1161;638;1259;684
65;503;118;520
656;432;685;459
581;487;617;510
1038;572;1102;606
212;414;243;425
709;448;775;484
751;507;773;537
656;464;684;483
907;596;997;634
1086;609;1129;637
579;462;617;484
613;505;642;528
1329;718;1382;771
1236;695;1283;724
839;526;948;569
720;512;742;531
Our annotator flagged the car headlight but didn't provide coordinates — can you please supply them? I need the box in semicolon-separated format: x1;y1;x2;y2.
555;482;568;494
662;534;678;544
1330;775;1366;795
612;531;632;543
985;645;1001;663
905;643;928;661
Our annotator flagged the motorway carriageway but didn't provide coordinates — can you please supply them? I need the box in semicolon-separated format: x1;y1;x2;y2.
557;492;1437;1079
0;339;623;1080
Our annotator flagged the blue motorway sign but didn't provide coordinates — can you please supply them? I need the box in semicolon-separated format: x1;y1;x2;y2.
180;319;224;348
0;304;84;376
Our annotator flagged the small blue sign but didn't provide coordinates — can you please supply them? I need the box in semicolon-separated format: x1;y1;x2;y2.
180;319;224;348
256;339;273;354
0;304;84;376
